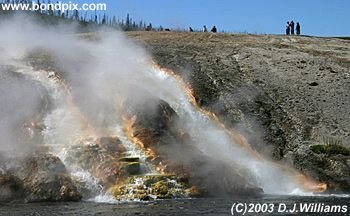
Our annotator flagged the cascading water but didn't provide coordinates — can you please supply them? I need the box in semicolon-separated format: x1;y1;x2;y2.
10;55;323;200
11;63;158;201
108;125;156;174
0;16;327;203
12;64;102;198
142;64;325;194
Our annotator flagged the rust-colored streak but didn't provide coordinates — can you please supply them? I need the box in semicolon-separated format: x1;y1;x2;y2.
296;174;327;193
152;62;327;193
48;72;100;138
151;62;262;159
122;116;144;149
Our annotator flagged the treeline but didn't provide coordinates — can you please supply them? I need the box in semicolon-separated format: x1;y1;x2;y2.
0;0;158;31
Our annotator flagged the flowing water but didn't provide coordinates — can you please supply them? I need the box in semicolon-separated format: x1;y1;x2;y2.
12;63;158;201
0;18;348;215
10;61;333;200
1;53;348;216
146;65;324;194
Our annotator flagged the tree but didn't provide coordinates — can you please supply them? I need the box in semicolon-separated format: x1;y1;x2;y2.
139;20;143;30
73;9;79;20
56;1;60;17
102;13;106;24
47;0;53;16
125;13;130;30
112;16;117;27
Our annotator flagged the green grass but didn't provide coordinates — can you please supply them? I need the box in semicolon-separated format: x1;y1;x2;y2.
310;144;350;156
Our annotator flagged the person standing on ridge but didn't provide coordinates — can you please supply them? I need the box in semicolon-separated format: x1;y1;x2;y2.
296;22;301;35
290;20;295;35
203;25;208;32
286;21;290;35
211;25;217;32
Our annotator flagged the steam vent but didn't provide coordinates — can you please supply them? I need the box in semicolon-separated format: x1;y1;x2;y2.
1;17;349;205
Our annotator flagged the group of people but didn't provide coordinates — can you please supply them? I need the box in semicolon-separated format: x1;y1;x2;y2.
286;20;301;35
203;25;217;32
190;22;302;35
189;25;217;33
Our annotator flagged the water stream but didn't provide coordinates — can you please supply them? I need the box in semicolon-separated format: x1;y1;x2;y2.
13;63;157;201
11;60;325;200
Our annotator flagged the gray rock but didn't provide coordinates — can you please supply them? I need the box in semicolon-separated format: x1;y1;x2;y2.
20;153;81;202
0;174;24;202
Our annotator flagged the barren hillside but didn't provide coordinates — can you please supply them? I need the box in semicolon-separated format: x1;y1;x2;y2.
128;32;350;191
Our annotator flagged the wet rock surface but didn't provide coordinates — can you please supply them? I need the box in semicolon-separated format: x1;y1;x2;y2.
19;154;82;202
0;67;52;155
0;153;81;202
66;137;127;188
293;145;350;192
0;67;77;202
0;174;24;202
110;175;192;200
124;97;263;197
128;32;350;191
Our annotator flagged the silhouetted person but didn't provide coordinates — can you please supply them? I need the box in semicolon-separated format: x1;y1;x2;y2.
286;21;290;35
189;27;194;32
296;22;301;35
211;25;217;32
203;25;208;32
146;23;152;31
290;20;295;35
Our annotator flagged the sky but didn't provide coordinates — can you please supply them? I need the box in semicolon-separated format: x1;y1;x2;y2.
72;0;350;36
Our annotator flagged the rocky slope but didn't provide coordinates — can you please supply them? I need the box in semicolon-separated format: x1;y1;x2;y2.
1;30;349;203
128;32;350;192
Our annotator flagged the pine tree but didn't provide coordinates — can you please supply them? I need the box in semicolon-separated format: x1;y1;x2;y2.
102;13;106;24
73;9;79;20
125;13;130;30
139;21;143;30
47;0;53;16
112;16;117;27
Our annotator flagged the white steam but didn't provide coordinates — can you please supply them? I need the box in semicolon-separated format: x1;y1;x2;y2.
0;14;306;196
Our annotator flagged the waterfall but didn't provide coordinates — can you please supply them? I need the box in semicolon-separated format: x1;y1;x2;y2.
8;57;323;200
0;16;325;201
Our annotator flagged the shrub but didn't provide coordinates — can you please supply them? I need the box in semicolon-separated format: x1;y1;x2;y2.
310;144;350;156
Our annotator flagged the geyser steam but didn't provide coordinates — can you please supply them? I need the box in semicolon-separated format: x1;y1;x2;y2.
0;14;324;198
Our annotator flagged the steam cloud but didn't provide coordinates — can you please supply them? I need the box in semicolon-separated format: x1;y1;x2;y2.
0;14;309;195
0;14;164;148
